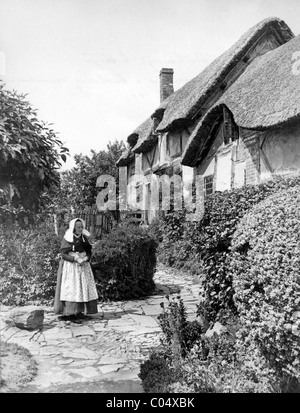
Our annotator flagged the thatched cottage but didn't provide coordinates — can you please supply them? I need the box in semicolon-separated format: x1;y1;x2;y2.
116;17;300;222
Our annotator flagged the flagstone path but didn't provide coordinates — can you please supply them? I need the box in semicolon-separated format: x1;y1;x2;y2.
0;265;202;393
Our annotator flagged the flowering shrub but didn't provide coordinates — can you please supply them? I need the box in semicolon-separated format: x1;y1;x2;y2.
168;336;279;393
0;222;61;305
231;186;300;386
158;295;203;359
92;223;157;301
140;297;279;393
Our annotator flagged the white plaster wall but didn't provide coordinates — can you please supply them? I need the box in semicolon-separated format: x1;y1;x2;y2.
215;151;232;191
233;161;246;188
196;157;215;177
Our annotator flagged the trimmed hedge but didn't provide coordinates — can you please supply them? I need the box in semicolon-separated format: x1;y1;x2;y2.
155;174;300;322
231;186;300;384
92;223;157;301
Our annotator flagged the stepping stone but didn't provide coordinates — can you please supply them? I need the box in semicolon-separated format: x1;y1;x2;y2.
98;355;127;365
71;325;95;337
63;347;99;360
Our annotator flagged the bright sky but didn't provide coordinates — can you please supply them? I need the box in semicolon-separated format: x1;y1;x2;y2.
1;0;300;170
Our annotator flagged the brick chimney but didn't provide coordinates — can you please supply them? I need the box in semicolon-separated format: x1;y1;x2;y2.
160;68;174;103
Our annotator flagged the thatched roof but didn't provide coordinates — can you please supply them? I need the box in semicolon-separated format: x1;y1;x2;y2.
116;146;135;167
118;17;293;165
154;17;293;132
222;34;300;128
182;34;300;166
130;117;158;154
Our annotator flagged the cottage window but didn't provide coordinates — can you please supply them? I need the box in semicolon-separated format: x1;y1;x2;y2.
142;146;158;171
136;184;142;204
222;107;238;146
204;175;214;197
167;131;182;158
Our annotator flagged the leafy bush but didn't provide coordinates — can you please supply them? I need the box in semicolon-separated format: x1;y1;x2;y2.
139;350;176;393
230;186;300;387
140;298;278;393
155;174;300;322
0;222;61;305
139;296;203;393
196;174;300;322
92;223;157;301
168;334;280;393
158;295;203;359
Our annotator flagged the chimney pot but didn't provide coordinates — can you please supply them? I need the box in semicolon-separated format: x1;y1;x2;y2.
160;68;174;103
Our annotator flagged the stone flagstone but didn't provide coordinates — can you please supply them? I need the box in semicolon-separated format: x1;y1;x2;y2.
71;360;97;367
57;359;74;366
140;304;164;316
0;263;203;392
128;314;159;328
99;364;124;374
42;326;73;340
39;346;62;356
98;355;128;365
67;366;99;378
63;347;99;360
71;325;95;337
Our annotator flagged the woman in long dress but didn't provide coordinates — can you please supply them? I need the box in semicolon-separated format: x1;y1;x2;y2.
54;218;98;322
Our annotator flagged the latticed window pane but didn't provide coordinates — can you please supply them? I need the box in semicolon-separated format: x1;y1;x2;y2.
204;175;214;197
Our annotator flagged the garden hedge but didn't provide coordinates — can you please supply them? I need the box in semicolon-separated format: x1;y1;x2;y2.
92;223;157;301
154;174;300;322
231;186;300;385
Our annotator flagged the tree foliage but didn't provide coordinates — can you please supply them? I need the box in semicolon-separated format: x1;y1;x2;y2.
0;83;69;223
58;140;126;211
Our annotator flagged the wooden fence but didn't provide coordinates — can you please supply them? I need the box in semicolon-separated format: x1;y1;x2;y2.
52;207;148;239
75;206;113;239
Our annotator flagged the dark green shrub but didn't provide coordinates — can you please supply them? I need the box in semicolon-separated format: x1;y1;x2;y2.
231;186;300;387
0;222;61;305
92;223;157;301
168;333;280;393
139;350;176;393
157;174;300;322
147;215;164;244
196;175;300;322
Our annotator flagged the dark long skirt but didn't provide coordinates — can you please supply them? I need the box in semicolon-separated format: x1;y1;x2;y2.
53;260;98;315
